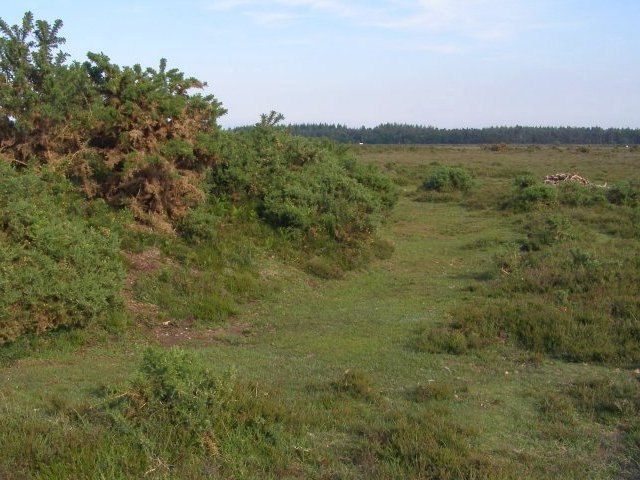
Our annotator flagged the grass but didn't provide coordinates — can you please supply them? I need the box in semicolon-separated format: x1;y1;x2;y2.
1;145;639;478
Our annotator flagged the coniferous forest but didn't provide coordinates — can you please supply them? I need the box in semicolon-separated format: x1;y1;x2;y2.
281;123;640;145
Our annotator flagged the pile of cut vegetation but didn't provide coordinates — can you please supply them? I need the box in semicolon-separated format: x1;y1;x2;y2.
544;172;593;185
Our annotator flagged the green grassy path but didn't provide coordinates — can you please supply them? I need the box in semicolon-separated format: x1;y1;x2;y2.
0;193;630;478
194;199;505;386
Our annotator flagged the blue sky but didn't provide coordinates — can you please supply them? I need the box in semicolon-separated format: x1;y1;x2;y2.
3;1;639;128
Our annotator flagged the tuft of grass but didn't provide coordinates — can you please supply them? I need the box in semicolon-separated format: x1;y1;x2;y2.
332;369;378;401
566;377;640;424
370;237;395;260
304;257;345;280
412;381;467;402
538;393;576;425
355;410;510;479
414;326;469;355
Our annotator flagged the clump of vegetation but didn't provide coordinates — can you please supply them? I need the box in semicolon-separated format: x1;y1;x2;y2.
100;347;300;474
435;230;640;364
0;12;398;344
423;165;640;366
0;348;311;478
520;213;574;251
0;13;226;231
332;369;377;401
0;163;125;344
414;326;470;355
566;377;640;424
355;410;506;479
606;180;640;207
412;381;467;402
421;165;474;193
304;256;345;279
1;12;397;239
502;174;558;211
209;121;398;243
557;181;607;207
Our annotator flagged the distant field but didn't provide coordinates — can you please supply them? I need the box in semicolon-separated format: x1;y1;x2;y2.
1;145;639;478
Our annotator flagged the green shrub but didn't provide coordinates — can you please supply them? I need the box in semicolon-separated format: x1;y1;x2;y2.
0;348;312;478
209;126;398;243
97;347;303;475
558;182;607;206
176;201;227;243
0;164;125;343
607;181;640;207
520;213;573;251
0;12;226;230
2;11;398;261
422;165;474;193
503;176;558;211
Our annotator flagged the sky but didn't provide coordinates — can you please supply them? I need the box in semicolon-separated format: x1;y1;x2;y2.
3;1;639;128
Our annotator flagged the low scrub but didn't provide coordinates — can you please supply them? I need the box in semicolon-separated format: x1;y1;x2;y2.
414;326;470;355
209;124;398;243
355;410;509;479
520;213;574;251
0;163;125;343
421;165;474;193
443;237;640;364
557;182;607;207
502;175;558;211
566;377;640;424
606;180;640;207
101;348;301;474
432;172;640;366
0;348;311;478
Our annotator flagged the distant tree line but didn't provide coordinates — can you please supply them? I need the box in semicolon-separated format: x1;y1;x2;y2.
273;123;640;145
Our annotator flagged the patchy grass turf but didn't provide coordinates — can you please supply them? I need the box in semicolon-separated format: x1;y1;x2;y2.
1;145;639;478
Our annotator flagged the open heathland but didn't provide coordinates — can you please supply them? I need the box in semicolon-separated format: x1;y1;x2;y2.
1;143;639;479
2;11;640;479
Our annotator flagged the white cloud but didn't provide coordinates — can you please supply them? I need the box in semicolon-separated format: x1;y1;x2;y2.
245;10;299;26
419;43;463;55
378;0;542;40
205;0;356;16
203;0;553;41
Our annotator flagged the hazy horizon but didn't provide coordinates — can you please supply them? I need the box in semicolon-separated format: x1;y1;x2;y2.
4;2;639;129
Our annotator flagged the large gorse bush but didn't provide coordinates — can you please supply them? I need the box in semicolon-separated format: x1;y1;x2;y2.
0;12;397;343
